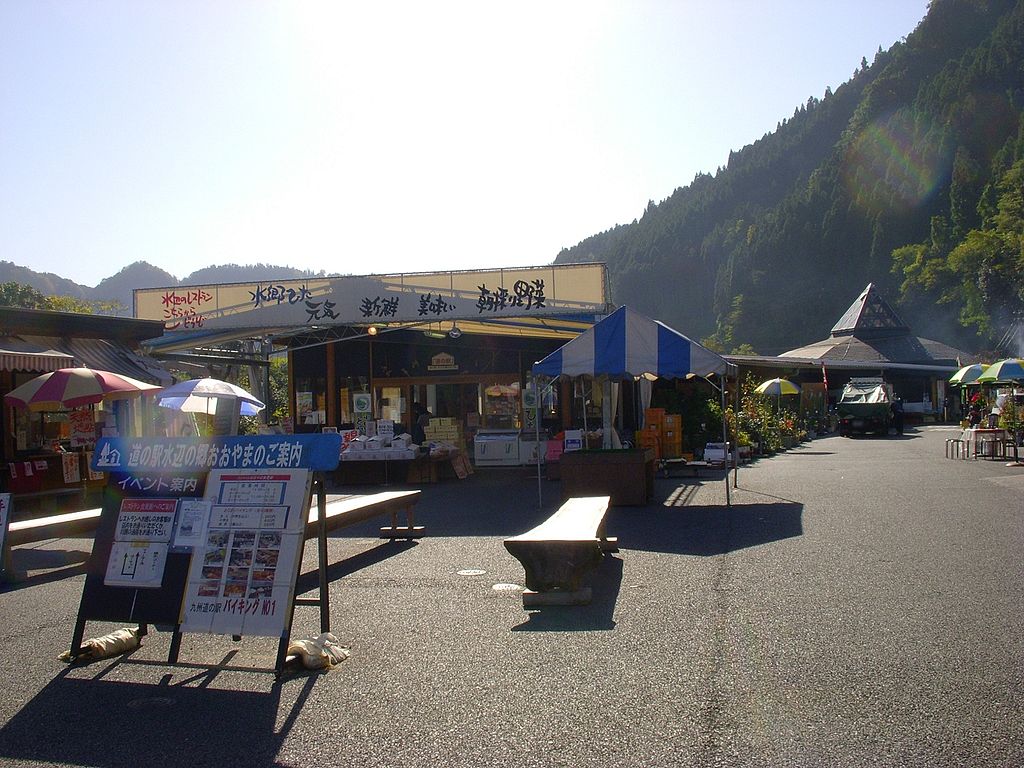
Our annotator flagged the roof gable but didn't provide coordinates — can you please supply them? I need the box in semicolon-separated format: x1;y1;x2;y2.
830;283;909;337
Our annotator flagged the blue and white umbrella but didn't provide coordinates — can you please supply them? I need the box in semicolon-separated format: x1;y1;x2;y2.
156;377;265;416
532;305;728;379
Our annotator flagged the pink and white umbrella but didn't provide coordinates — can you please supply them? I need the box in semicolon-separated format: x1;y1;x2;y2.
3;367;160;411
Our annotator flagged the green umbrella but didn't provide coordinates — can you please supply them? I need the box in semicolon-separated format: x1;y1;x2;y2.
977;358;1024;383
949;363;989;385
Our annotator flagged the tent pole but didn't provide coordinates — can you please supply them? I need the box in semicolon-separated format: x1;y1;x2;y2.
721;371;731;506
733;370;741;489
536;376;543;511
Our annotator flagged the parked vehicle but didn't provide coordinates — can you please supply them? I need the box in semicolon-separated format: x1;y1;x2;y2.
838;378;894;436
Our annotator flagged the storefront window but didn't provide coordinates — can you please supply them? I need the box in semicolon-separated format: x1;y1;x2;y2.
481;382;521;430
376;386;405;423
294;376;325;426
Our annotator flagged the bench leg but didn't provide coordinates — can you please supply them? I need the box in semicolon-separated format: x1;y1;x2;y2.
379;503;425;539
504;540;604;606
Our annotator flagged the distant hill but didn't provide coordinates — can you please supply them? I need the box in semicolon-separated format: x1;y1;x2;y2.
0;259;326;315
556;0;1024;355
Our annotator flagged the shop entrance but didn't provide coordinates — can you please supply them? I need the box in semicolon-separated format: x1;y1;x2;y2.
431;383;479;421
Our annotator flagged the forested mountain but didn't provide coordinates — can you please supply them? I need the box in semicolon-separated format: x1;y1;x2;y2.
556;0;1024;356
0;260;324;314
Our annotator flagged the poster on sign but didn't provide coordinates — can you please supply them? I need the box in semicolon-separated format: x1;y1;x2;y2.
69;408;96;448
61;453;81;484
180;468;311;637
103;498;177;588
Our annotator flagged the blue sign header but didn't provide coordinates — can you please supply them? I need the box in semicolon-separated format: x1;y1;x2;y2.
91;434;342;473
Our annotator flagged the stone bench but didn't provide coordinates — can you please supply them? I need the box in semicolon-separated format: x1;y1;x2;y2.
503;495;615;607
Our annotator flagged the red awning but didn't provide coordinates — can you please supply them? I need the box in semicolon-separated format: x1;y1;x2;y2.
0;336;75;372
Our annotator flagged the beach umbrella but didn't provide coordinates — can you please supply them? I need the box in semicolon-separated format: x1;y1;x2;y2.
155;377;265;416
949;363;989;385
754;377;801;413
976;358;1024;384
754;377;801;396
3;367;160;411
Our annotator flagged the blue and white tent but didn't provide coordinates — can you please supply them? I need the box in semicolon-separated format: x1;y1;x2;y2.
532;305;728;379
531;306;734;506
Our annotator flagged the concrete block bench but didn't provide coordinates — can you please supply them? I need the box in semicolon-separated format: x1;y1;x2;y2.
503;495;615;607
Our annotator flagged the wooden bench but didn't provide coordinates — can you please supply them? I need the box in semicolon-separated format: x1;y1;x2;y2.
1;507;103;582
306;490;423;539
2;490;424;584
503;496;615;607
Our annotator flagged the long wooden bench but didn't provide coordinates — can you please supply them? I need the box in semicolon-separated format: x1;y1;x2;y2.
1;508;103;582
503;495;615;607
306;490;423;539
2;490;424;584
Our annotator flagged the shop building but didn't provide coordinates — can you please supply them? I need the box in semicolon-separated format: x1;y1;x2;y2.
725;283;971;421
137;265;610;458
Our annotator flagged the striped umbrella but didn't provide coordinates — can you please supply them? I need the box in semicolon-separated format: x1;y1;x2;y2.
949;363;989;385
3;367;160;411
977;358;1024;383
754;377;801;396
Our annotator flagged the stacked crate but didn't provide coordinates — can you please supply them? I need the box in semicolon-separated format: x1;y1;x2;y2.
423;417;463;446
661;413;684;459
638;408;684;459
637;408;664;459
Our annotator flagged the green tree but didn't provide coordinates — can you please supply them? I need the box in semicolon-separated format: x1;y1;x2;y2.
0;281;47;308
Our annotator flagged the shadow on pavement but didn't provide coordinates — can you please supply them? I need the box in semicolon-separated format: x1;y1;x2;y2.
0;663;316;768
510;554;622;632
610;501;803;556
295;540;417;594
0;546;91;592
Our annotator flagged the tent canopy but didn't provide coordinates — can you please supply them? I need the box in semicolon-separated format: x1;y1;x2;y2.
532;305;728;379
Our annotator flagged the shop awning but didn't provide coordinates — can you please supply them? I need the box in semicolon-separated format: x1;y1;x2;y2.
20;335;173;386
0;336;75;372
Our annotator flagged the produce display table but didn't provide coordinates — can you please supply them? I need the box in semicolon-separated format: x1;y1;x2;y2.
559;448;656;506
335;451;472;485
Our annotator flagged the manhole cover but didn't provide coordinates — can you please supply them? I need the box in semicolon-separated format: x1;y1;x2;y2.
492;583;522;592
457;569;486;576
127;696;176;709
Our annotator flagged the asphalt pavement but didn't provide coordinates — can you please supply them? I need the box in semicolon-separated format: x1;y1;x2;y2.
0;425;1022;767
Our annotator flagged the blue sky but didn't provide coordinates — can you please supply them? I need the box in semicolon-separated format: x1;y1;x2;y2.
0;1;929;287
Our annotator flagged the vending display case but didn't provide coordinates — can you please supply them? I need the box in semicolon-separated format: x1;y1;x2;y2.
474;430;521;466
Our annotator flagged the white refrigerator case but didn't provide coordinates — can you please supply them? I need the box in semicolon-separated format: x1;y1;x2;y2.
474;430;520;466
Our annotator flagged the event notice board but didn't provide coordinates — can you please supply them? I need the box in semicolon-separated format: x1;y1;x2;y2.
71;433;341;672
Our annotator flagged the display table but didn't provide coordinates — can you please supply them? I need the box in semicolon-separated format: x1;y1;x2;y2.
335;451;472;485
559;448;656;506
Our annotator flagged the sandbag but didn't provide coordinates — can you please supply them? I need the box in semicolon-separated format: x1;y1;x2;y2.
286;631;350;670
59;627;142;663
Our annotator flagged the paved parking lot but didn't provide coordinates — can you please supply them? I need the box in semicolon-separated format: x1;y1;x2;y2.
1;426;1022;767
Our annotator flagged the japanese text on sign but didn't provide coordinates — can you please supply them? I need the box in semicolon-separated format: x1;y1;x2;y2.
92;434;342;472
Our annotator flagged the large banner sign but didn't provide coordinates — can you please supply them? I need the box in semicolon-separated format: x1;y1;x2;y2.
91;434;343;474
134;264;607;332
